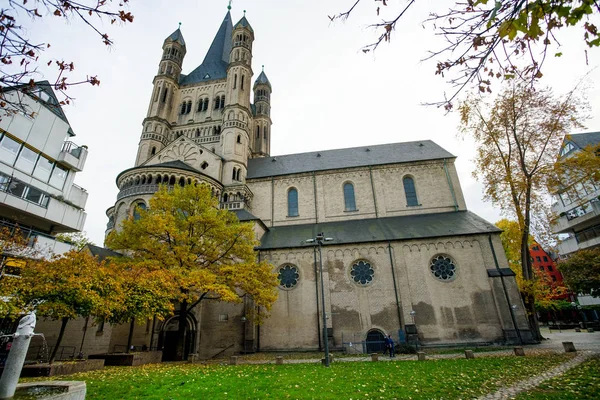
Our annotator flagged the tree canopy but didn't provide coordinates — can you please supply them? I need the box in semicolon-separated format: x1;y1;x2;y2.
558;248;600;297
332;1;600;108
105;184;279;360
460;80;586;339
1;0;134;115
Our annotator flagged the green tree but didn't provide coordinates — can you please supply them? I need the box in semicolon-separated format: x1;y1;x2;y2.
12;250;120;363
460;81;586;340
332;1;600;109
558;248;600;297
105;184;279;361
1;0;134;115
55;231;94;251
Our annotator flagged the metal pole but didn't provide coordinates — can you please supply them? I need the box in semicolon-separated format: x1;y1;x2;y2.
317;241;330;367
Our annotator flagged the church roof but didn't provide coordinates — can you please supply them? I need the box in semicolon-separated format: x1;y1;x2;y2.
247;140;455;179
84;244;122;261
258;211;500;250
164;28;186;47
253;70;271;89
234;209;260;221
180;12;233;85
234;16;253;33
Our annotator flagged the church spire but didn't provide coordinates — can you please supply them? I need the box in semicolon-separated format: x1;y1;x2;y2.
202;11;233;65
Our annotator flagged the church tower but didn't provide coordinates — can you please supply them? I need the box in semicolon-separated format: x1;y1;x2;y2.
221;14;254;185
252;68;272;157
135;27;186;166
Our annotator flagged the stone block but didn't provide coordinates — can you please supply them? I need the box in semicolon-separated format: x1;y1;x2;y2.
275;356;284;365
88;351;162;367
562;342;576;352
0;359;105;378
15;381;86;400
417;352;426;361
229;356;239;366
370;353;379;362
513;347;525;356
464;350;475;359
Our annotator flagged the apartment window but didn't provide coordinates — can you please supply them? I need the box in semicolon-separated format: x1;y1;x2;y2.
343;182;356;211
535;256;541;262
551;275;557;282
547;265;553;272
15;146;38;174
49;164;68;189
543;256;548;262
288;188;299;217
25;187;49;207
0;135;21;165
8;180;27;198
539;266;544;271
403;176;419;206
0;174;9;191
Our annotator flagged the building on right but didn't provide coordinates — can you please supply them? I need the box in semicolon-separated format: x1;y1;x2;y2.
551;131;600;307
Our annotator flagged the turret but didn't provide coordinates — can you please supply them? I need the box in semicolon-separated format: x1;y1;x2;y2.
136;27;186;166
252;67;272;157
222;13;254;184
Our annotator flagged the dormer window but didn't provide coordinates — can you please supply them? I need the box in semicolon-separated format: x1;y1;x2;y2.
560;142;575;157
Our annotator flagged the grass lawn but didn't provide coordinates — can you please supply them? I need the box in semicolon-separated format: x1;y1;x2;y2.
516;356;600;399
22;354;573;399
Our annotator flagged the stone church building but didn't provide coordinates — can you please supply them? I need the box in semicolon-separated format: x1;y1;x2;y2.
39;9;533;361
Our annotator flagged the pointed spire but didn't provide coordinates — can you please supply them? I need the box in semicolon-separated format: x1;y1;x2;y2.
202;11;233;65
254;68;271;90
164;24;186;47
234;10;253;33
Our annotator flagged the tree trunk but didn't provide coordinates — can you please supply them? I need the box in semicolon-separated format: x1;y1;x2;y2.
49;317;69;364
175;300;188;361
126;318;135;353
521;184;541;342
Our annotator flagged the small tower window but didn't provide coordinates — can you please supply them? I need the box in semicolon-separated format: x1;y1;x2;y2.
180;102;187;115
203;98;209;111
161;88;168;103
264;126;268;140
288;188;299;217
256;126;260;139
186;101;192;114
151;147;156;156
234;74;237;89
236;169;241;181
133;202;147;221
237;135;241;144
220;95;225;109
232;167;238;181
241;75;245;90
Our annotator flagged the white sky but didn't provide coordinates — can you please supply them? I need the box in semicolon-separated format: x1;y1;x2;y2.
16;0;600;246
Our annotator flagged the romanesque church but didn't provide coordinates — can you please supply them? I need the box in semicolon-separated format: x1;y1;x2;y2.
54;9;533;360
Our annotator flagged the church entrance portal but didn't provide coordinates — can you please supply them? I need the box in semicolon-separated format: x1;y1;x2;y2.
158;314;197;361
365;329;386;354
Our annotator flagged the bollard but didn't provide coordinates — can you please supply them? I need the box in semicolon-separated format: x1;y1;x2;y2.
562;341;577;353
276;356;284;365
188;353;198;363
370;353;379;362
229;356;239;365
464;350;475;359
513;347;525;356
417;352;426;361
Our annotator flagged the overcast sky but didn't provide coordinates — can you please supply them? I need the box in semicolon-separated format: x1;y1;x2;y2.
17;0;600;246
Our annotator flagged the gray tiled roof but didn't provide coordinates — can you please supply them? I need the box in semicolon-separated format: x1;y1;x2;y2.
247;140;455;179
180;12;232;85
234;16;253;33
85;244;122;261
234;209;260;221
568;131;600;149
164;28;185;47
253;71;271;89
258;211;500;250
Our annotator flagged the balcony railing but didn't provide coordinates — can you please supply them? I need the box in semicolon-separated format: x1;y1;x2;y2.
117;184;161;200
220;201;242;210
58;141;87;171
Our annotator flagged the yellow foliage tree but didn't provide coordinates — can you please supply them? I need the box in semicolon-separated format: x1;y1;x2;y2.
105;184;279;361
11;250;120;363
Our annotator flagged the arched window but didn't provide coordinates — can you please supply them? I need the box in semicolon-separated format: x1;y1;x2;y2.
288;188;299;217
161;87;168;103
186;101;192;114
223;193;228;202
264;126;268;140
234;74;237;89
133;202;146;221
203;98;209;111
343;182;356;211
256;126;260;138
180;103;186;115
220;95;225;108
232;167;237;181
236;168;241;181
237;135;241;144
403;176;419;206
241;75;245;90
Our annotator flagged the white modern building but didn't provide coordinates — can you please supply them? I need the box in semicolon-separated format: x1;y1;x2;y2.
0;81;88;260
552;131;600;306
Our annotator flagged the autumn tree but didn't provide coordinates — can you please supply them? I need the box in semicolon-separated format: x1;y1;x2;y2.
105;184;279;361
549;140;600;194
558;248;600;298
460;81;587;340
0;0;134;115
55;231;94;251
11;250;120;363
332;1;600;109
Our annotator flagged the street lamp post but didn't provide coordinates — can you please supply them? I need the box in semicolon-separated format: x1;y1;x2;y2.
409;310;418;351
306;232;333;367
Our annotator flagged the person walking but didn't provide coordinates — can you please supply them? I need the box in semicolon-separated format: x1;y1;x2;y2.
386;334;395;358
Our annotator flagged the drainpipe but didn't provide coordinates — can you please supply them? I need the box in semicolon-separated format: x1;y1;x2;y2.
313;171;318;223
387;242;403;330
313;245;322;350
369;166;378;218
443;159;459;211
488;234;522;345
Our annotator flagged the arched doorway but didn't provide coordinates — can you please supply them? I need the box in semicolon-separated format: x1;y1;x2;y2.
158;313;197;361
366;329;386;354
